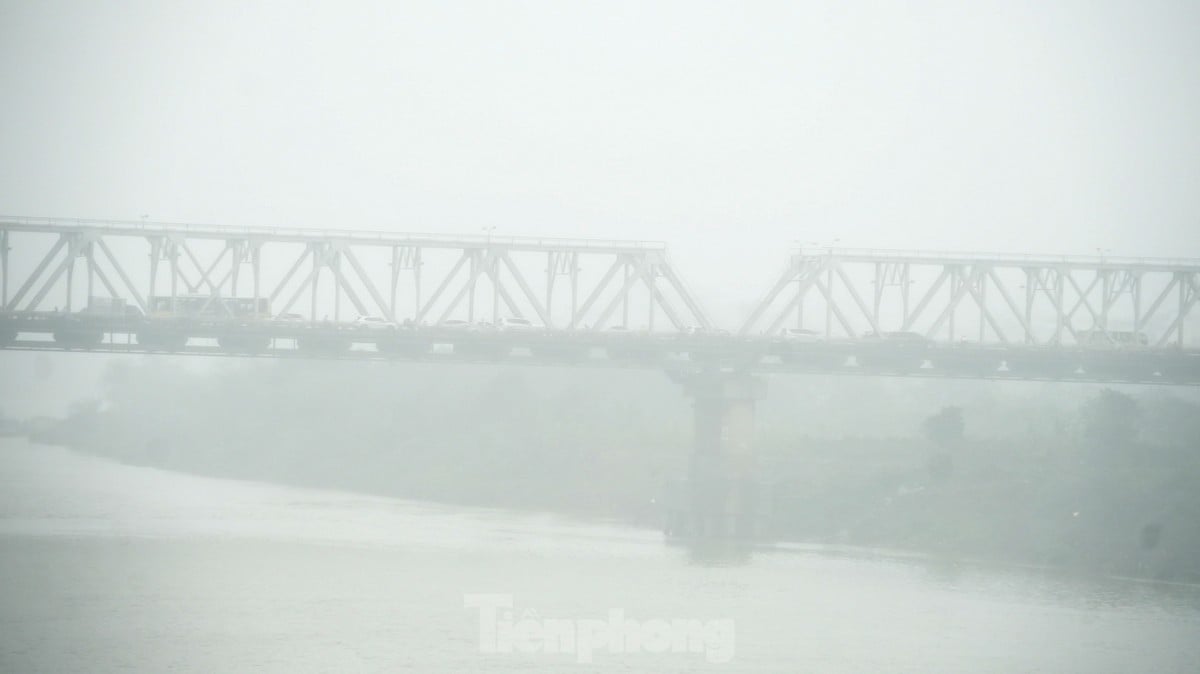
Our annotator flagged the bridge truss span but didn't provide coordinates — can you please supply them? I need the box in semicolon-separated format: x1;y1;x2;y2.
740;248;1200;349
0;216;711;332
2;217;1199;385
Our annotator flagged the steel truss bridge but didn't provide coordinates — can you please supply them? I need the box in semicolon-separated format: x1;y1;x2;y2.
1;216;1198;385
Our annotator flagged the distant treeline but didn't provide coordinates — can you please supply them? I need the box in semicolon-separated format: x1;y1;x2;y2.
38;359;1200;581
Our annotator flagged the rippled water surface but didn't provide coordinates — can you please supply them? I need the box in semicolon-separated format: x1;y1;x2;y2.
2;439;1198;673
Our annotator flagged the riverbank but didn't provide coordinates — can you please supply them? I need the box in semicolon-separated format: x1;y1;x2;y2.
28;358;1200;582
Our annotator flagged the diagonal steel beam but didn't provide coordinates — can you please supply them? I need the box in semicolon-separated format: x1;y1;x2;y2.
960;270;1008;343
901;267;951;331
500;252;552;327
339;245;393;321
6;235;68;310
94;238;147;312
924;267;975;338
1064;272;1102;327
417;251;469;322
739;256;808;335
763;267;823;336
812;275;856;336
330;261;370;318
592;259;645;329
26;241;78;311
986;269;1035;343
571;256;625;329
834;263;883;336
180;240;225;293
1135;275;1179;332
278;259;322;317
640;266;685;330
269;245;313;304
1154;274;1198;347
1030;269;1078;343
658;260;712;329
89;257;122;303
436;252;487;324
482;257;524;320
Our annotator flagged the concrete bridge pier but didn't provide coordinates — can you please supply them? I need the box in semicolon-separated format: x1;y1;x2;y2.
664;368;768;540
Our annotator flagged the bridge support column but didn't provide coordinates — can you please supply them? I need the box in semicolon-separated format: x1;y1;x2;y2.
665;369;767;540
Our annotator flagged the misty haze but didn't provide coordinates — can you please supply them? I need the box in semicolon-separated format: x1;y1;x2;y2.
2;1;1199;672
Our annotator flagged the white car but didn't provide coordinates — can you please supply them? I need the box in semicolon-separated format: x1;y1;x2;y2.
354;316;396;330
497;317;539;331
780;328;821;343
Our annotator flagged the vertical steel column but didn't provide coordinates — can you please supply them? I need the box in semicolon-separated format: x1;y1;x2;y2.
148;237;161;303
621;261;631;328
1100;270;1112;331
64;235;76;312
977;270;986;343
389;246;400;320
1024;268;1035;344
796;270;805;330
647;264;656;331
251;243;262;304
413;248;422;323
169;241;179;312
1132;273;1142;336
310;246;320;320
824;260;833;338
545;251;555;321
1179;273;1187;347
569;255;579;330
85;242;95;303
233;241;246;298
872;262;883;329
491;254;500;321
1;229;9;308
467;250;477;323
948;268;958;341
1054;270;1065;345
333;251;342;321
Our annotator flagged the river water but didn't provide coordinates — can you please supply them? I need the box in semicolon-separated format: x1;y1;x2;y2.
1;438;1197;673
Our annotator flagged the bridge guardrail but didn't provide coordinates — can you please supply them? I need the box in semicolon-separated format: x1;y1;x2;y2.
0;215;668;252
795;246;1200;270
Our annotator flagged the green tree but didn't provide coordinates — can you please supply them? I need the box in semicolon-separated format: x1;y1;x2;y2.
1081;388;1140;451
922;406;964;447
922;406;963;482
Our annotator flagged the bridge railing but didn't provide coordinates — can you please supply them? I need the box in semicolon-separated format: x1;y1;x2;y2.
796;246;1200;270
0;215;668;252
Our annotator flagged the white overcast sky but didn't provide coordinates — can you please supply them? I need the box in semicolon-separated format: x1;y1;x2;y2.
1;0;1198;415
1;0;1198;298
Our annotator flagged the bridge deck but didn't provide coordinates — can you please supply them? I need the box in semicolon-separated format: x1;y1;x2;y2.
2;313;1197;385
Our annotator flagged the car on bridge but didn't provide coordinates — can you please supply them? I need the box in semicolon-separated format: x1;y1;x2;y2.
778;328;821;343
860;330;931;344
497;317;540;331
353;315;397;331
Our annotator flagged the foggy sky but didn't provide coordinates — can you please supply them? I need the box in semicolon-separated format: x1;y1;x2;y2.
2;3;1198;266
1;0;1199;414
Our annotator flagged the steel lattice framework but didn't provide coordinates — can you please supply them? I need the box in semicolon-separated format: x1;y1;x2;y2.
2;217;1199;386
740;248;1200;348
0;216;711;331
